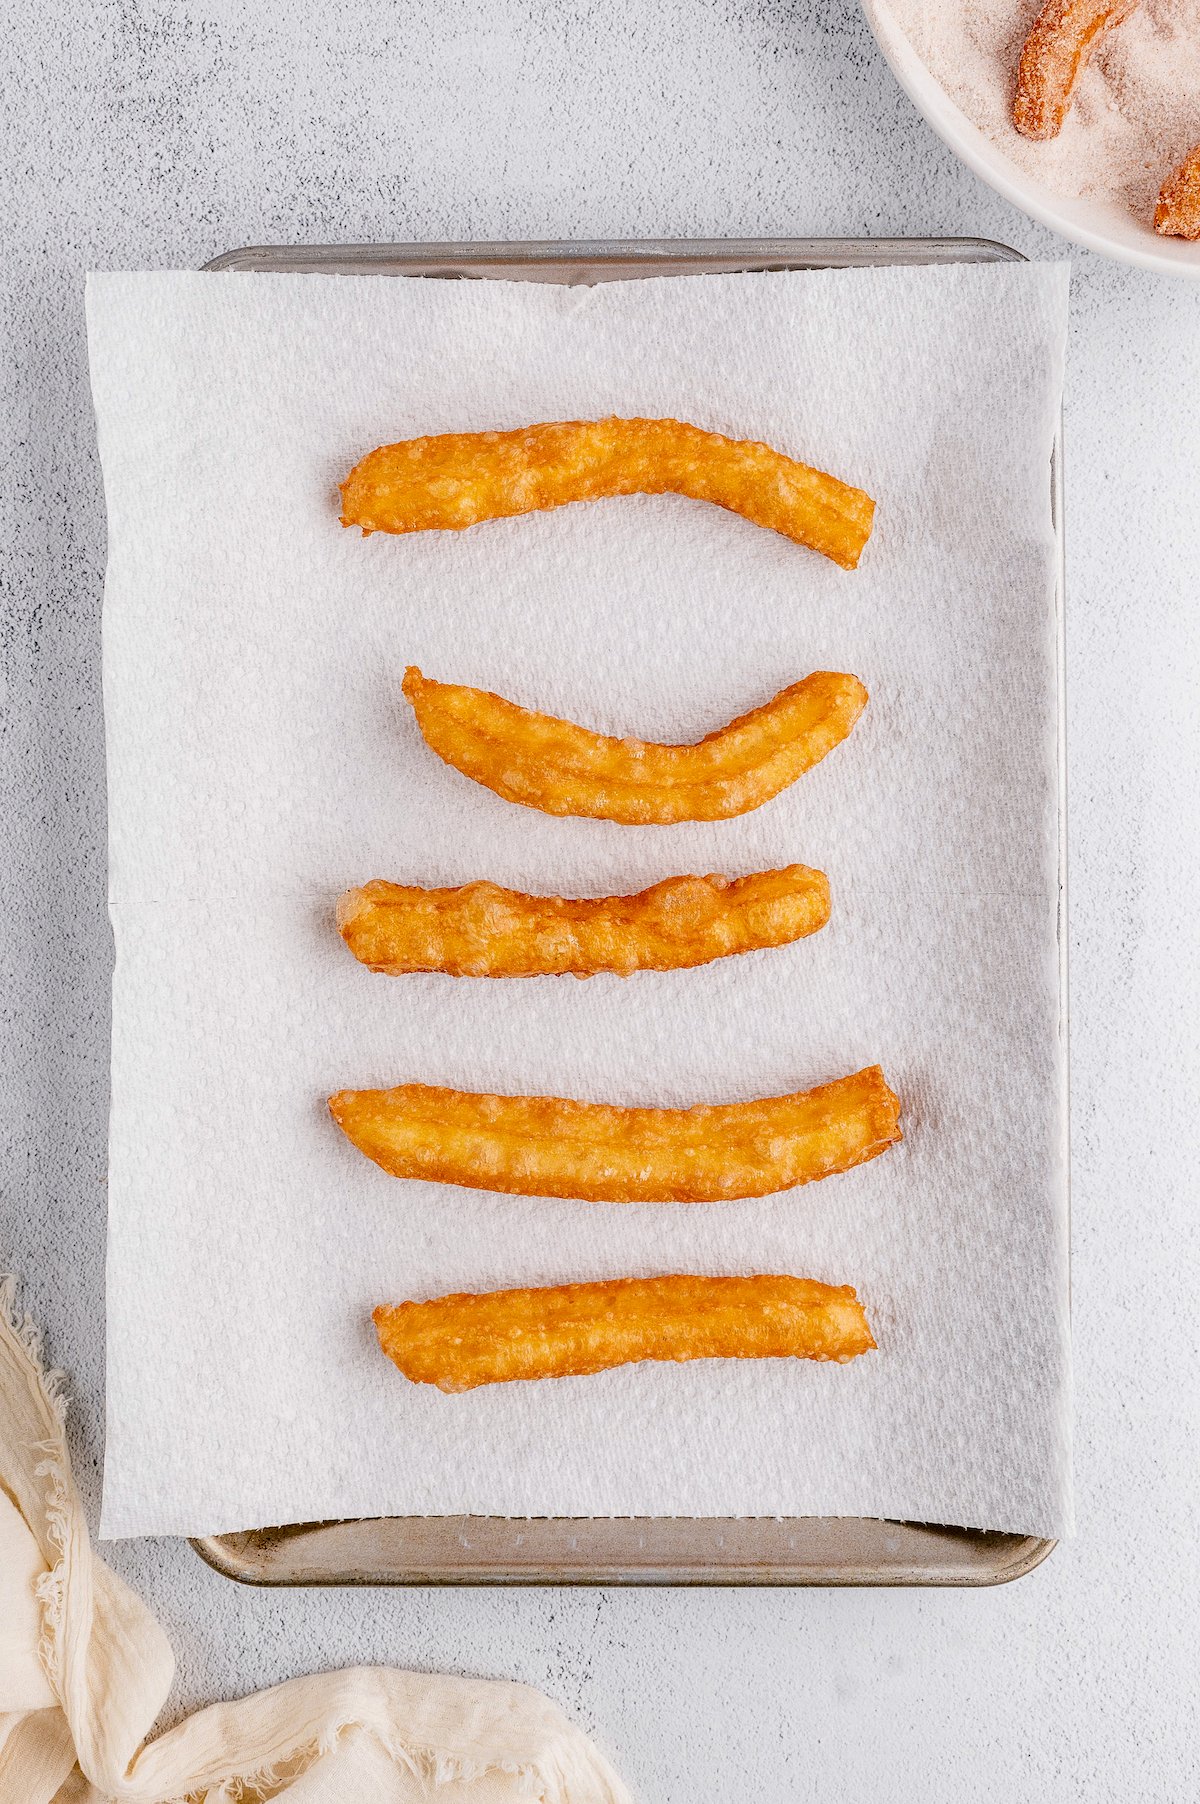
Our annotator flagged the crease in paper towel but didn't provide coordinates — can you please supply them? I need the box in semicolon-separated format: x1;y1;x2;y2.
87;261;1071;1540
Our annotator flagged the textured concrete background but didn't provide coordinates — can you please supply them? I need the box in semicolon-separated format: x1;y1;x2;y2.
2;1;1198;1797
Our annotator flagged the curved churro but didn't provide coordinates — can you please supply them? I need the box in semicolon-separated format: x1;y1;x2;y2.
339;417;876;569
1012;0;1140;142
401;666;868;824
337;866;830;979
1155;144;1200;240
374;1274;876;1392
329;1066;902;1204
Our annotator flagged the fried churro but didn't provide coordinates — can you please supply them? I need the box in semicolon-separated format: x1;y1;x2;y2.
401;666;867;825
374;1273;876;1391
340;416;876;569
329;1066;902;1204
1155;143;1200;239
337;866;830;979
1012;0;1140;141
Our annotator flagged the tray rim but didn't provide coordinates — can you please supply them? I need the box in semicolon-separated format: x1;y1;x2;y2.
191;234;1067;1588
205;233;1031;279
190;1513;1056;1589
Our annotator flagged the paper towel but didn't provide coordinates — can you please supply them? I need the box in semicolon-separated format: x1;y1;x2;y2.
88;261;1070;1540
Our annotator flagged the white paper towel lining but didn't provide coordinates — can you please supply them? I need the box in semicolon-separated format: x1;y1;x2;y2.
89;262;1071;1539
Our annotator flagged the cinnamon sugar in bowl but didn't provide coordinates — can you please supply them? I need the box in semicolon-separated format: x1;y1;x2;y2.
862;0;1200;275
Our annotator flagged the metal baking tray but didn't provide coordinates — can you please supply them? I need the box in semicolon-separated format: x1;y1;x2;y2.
193;238;1066;1587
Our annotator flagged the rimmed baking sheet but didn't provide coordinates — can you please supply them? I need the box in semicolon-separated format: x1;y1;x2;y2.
170;236;1068;1586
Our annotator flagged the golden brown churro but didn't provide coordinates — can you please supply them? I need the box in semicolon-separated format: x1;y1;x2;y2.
340;417;876;569
1155;143;1200;240
374;1273;877;1392
1012;0;1140;142
401;666;868;825
329;1066;902;1204
337;866;831;979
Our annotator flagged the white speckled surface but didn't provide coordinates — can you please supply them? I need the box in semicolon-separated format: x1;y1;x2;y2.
2;1;1198;1797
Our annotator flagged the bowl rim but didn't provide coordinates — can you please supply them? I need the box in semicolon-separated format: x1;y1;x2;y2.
860;0;1200;279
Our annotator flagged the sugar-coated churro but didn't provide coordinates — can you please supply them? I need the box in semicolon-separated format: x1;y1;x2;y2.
1155;143;1200;240
1012;0;1140;142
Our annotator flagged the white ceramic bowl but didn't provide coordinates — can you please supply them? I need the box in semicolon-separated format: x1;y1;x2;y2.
861;0;1200;278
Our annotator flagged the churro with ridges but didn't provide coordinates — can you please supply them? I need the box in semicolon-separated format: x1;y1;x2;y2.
339;416;875;569
374;1273;877;1392
1012;0;1140;141
402;666;868;825
337;866;831;979
329;1066;902;1204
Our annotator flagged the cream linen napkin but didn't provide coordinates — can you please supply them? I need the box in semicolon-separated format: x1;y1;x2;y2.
0;1280;632;1804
